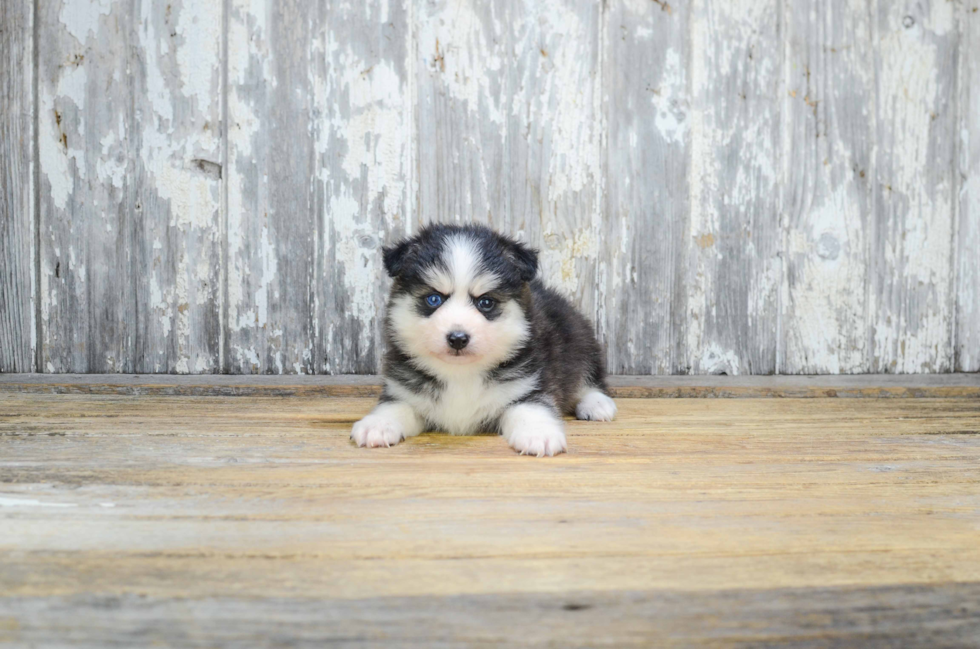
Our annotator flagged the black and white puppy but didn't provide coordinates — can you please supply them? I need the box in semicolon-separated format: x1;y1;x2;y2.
351;224;616;457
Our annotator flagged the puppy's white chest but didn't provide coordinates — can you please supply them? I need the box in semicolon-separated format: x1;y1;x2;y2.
418;374;536;436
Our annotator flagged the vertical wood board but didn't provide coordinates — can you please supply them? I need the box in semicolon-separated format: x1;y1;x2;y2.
0;0;35;372
225;0;318;374
956;3;980;373
600;0;690;374
780;0;874;374
870;0;958;373
315;0;413;374
36;0;222;373
683;0;783;375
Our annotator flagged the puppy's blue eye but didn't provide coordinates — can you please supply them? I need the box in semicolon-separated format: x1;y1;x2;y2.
476;297;496;312
425;294;443;308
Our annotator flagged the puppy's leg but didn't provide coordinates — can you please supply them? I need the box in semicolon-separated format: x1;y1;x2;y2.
500;401;566;457
574;388;617;422
351;401;423;448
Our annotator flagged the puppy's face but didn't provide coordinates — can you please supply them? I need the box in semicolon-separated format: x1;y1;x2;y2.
384;225;538;375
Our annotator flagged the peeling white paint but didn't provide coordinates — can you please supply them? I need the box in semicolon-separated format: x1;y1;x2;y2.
174;0;222;114
96;115;126;189
39;64;87;211
59;0;112;44
540;0;600;203
254;225;278;328
417;0;503;121
699;343;741;376
685;0;714;366
652;49;687;145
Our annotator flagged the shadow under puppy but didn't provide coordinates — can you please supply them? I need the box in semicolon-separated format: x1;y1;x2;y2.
351;224;616;457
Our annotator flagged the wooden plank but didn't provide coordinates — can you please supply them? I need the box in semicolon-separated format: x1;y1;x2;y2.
871;1;958;373
600;0;688;374
606;373;980;398
3;584;980;648
36;0;135;372
416;0;604;315
0;394;979;645
315;0;412;374
36;0;223;373
957;3;980;372
780;0;874;374
132;0;224;373
0;0;34;372
684;0;782;375
1;373;979;398
225;0;318;373
0;373;385;397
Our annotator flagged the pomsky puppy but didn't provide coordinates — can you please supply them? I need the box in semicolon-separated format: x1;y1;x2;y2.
351;224;616;457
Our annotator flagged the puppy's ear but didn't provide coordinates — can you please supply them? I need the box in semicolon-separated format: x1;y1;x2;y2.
507;240;538;283
382;239;413;278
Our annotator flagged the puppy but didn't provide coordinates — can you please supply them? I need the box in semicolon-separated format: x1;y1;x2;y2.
351;224;616;456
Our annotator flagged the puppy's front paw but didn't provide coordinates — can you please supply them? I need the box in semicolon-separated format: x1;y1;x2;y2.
501;403;567;457
575;389;617;421
509;426;567;457
350;414;405;448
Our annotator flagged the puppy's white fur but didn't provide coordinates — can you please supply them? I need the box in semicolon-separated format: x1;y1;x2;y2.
386;373;539;436
575;388;618;421
501;402;567;457
350;401;423;448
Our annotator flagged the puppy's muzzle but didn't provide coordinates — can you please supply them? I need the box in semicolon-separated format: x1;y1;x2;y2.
446;331;470;351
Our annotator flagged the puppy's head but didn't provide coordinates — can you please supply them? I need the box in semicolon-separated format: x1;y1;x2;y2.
383;224;537;375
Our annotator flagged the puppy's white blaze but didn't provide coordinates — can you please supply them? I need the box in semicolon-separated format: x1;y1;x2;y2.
387;373;538;436
422;235;501;297
445;235;479;290
350;401;424;448
501;403;567;457
574;389;617;422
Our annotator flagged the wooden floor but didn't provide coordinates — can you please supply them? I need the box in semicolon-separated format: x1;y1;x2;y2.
1;379;980;647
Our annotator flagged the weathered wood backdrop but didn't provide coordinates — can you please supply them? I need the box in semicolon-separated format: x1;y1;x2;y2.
1;0;977;375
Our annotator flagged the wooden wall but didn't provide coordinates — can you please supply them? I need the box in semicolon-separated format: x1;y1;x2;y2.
0;0;977;375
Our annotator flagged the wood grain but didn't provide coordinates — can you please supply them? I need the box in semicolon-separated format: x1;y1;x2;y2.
0;0;34;372
316;0;412;374
36;0;136;372
781;0;873;374
2;373;980;398
225;0;319;374
600;0;689;374
1;393;979;645
3;585;980;648
133;0;224;373
684;0;782;375
957;4;980;373
871;1;958;373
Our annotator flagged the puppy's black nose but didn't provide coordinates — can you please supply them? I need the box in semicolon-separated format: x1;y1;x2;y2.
446;331;470;350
